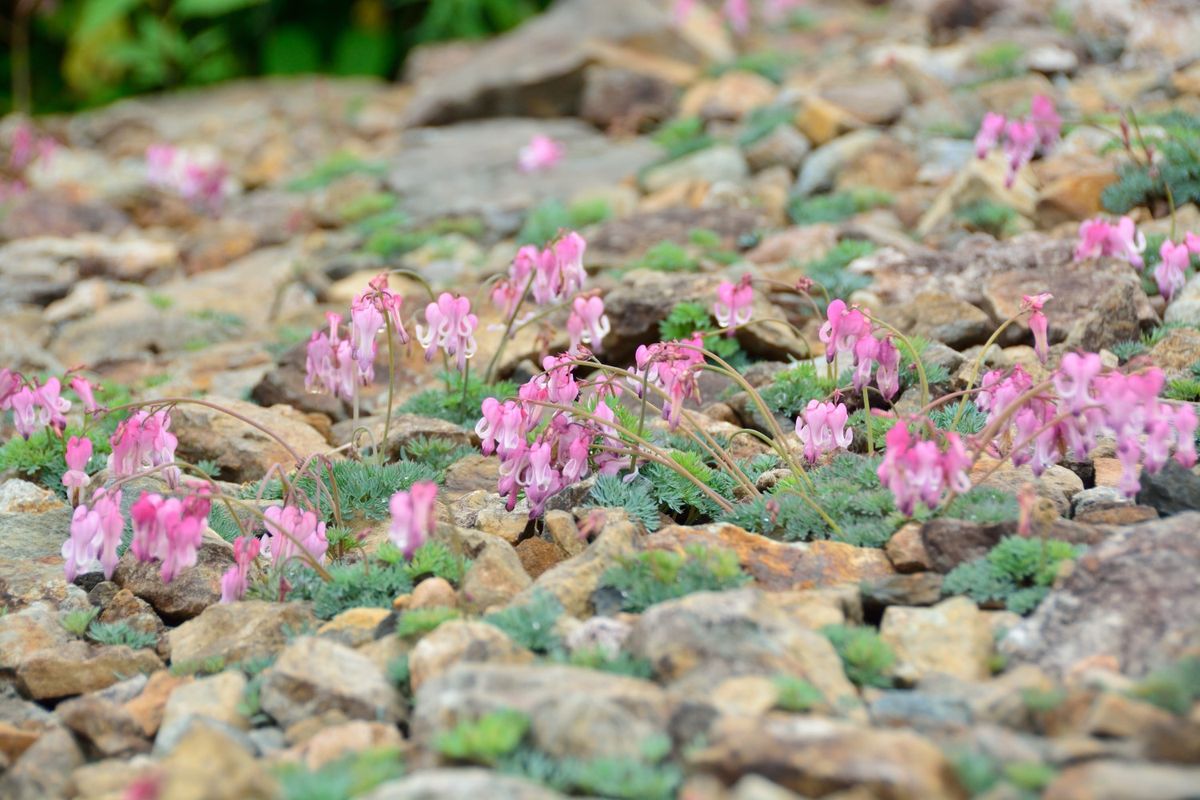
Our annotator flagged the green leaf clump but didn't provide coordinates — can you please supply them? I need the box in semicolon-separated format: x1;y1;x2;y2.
483;590;565;654
943;537;1083;615
87;621;158;650
760;362;839;418
820;624;895;688
0;425;110;498
276;747;405;800
631;241;699;273
585;475;661;532
60;608;100;637
788;188;892;226
599;545;750;613
1102;112;1200;215
802;239;877;300
1128;656;1200;715
955;199;1021;238
499;737;681;800
556;647;654;679
435;709;531;765
399;372;518;427
303;560;414;620
772;675;825;712
657;302;747;366
518;198;613;246
396;607;461;639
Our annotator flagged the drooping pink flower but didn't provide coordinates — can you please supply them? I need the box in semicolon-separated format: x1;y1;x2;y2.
1171;403;1197;468
877;424;973;515
795;400;852;464
220;536;261;603
351;274;410;377
974;112;1007;159
567;295;611;352
1185;231;1200;256
70;376;99;415
1030;94;1062;151
1074;218;1113;261
262;505;328;566
1002;119;1038;188
129;492;207;584
1022;293;1053;362
630;335;705;429
389;481;437;557
93;489;125;580
108;409;179;486
1113;216;1147;269
63;503;100;582
62;436;93;502
10;387;38;439
417;293;478;373
713;275;754;332
477;397;530;458
874;337;901;401
0;368;20;409
1053;352;1102;415
10;378;71;439
305;312;360;401
818;299;871;363
1074;216;1147;269
1155;239;1190;302
518;135;565;173
146;144;229;213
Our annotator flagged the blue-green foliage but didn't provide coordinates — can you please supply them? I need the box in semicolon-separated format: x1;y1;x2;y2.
943;537;1083;614
483;590;565;654
399;372;518;427
599;545;751;612
276;747;405;800
820;624;895;688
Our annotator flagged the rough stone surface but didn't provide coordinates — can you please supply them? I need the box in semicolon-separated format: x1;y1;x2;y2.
408;620;534;691
881;597;995;684
113;538;234;622
363;769;568;800
168;601;318;666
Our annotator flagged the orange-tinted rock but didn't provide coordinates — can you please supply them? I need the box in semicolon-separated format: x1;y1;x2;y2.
515;538;569;580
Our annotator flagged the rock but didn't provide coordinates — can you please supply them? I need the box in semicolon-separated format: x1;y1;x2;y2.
0;726;84;800
158;671;249;745
916;155;1035;237
0;558;90;613
1136;462;1200;517
968;457;1083;517
890;290;994;349
731;775;807;800
644;523;895;590
510;510;640;617
581;65;678;130
387;119;657;230
1044;760;1200;800
819;73;911;125
408;620;534;691
0;602;76;675
124;670;190;737
920;518;1008;573
0;480;65;514
0;502;73;560
252;341;348;421
113;538;234;622
869;690;973;732
1163;271;1200;327
362;769;568;800
1148;326;1200;381
515;537;569;579
401;0;704;126
680;72;779;121
450;490;529;544
458;535;532;613
56;692;149;757
409;577;458;610
281;719;405;770
1002;512;1200;678
156;719;279;800
260;636;403;729
0;190;129;241
880;597;995;684
687;713;963;799
861;574;946;615
1036;168;1119;227
641;145;749;192
318;607;391;647
886;523;933;573
168;601;317;666
745;124;812;173
544;511;586;557
793;95;863;147
590;205;764;261
171;395;330;482
1083;691;1178;740
17;643;163;700
412;663;670;761
626;588;858;709
330;413;472;461
565;616;633;657
794;130;882;196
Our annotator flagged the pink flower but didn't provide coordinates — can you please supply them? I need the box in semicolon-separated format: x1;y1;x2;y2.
417;293;478;373
518;135;565;173
1155;239;1190;302
941;433;973;494
0;368;20;410
389;481;437;557
1172;403;1197;468
220;536;261;604
673;0;698;24
1073;216;1147;268
10;387;38;438
852;334;879;391
1185;231;1200;256
795;400;852;464
713;275;754;332
567;296;611;352
877;424;974;515
10;378;71;439
874;337;901;401
1113;216;1147;269
129;492;207;583
631;335;705;429
349;293;384;378
1030;94;1062;151
262;505;328;566
62;436;93;501
63;504;100;582
818;299;871;363
108;409;179;486
145;144;229;212
93;490;124;580
1022;293;1053;362
974;112;1007;159
1074;218;1113;261
1053;352;1102;415
477;397;530;457
1002;119;1038;188
723;0;751;32
70;376;99;415
305;312;359;401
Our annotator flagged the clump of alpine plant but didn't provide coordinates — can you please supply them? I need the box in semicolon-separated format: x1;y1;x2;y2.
0;369;98;440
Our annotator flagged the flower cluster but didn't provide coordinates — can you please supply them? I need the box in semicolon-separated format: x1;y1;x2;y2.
818;300;902;401
262;504;329;566
877;425;972;515
567;295;611;353
795;400;852;463
492;232;589;315
1074;215;1147;268
130;490;212;583
1022;292;1053;362
62;436;93;505
8;376;71;439
146;144;230;213
389;481;437;557
108;409;180;488
518;135;564;173
221;536;261;603
713;274;754;333
477;354;626;517
63;489;123;582
973;94;1061;187
417;293;479;373
630;335;706;430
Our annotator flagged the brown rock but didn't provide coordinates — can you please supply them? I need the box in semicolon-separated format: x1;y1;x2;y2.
408;620;534;691
793;95;862;146
515;537;569;579
17;643;163;700
56;693;149;757
410;577;458;610
168;601;317;666
581;65;678;130
114;538;233;623
157;721;278;800
880;597;995;684
680;72;778;121
1036;168;1119;227
171;395;331;482
889;291;994;349
886;523;933;573
0;726;85;800
124;670;192;737
318;607;392;647
1044;760;1200;800
1084;692;1178;739
543;511;586;557
330;413;472;461
281;720;406;771
1149;326;1200;381
687;713;964;799
819;73;911;126
459;534;532;613
646;523;895;591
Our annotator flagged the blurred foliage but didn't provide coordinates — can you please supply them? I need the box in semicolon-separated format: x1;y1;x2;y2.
3;0;553;113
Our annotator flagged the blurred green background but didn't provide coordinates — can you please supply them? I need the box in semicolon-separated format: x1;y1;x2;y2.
2;0;554;114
